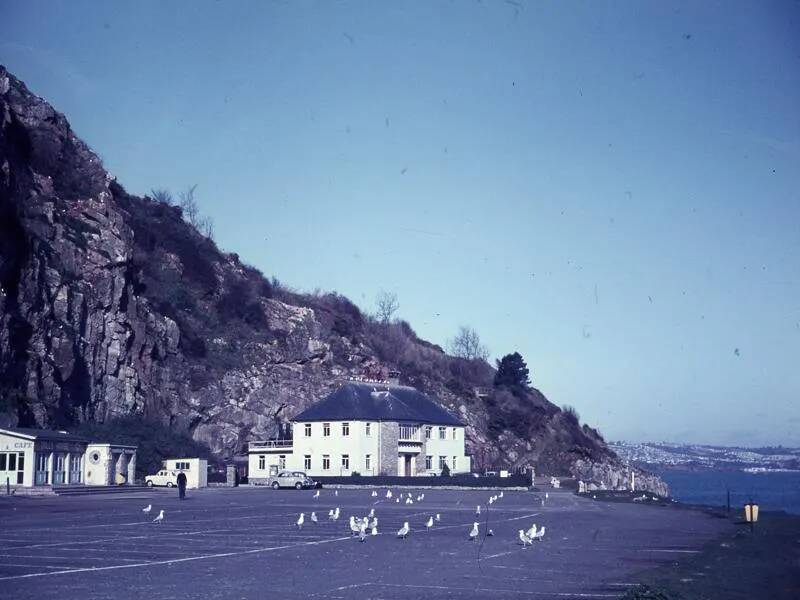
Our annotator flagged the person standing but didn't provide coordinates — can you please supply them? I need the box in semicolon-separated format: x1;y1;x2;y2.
177;471;187;500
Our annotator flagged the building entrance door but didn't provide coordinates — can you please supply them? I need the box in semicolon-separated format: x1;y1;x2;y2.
403;455;411;476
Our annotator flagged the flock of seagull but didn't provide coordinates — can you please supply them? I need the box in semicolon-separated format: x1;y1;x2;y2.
140;488;549;549
294;488;547;548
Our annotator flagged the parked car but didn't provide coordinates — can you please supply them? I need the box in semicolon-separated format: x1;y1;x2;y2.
267;470;315;490
145;469;180;488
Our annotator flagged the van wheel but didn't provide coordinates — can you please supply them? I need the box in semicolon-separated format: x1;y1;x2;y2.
146;480;154;487
166;482;174;488
295;482;302;490
272;482;280;490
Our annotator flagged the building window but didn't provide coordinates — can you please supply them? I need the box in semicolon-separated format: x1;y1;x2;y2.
425;455;432;470
365;422;371;436
279;455;286;469
258;455;266;470
322;455;330;470
304;423;312;437
323;423;330;437
175;461;190;470
452;456;457;470
439;426;446;440
342;422;350;436
341;454;350;470
304;455;311;470
425;426;432;439
365;454;371;472
439;456;447;470
452;428;457;440
0;453;6;470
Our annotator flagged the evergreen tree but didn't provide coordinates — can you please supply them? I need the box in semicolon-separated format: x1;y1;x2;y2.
493;352;531;390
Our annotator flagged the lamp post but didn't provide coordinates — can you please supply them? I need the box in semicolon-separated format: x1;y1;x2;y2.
744;500;759;533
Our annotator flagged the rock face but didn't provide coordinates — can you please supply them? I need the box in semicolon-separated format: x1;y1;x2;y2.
0;66;667;495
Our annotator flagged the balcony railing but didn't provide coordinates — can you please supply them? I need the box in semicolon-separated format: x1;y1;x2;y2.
249;439;293;451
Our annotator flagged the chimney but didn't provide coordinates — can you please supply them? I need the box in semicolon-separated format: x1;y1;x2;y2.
387;370;401;386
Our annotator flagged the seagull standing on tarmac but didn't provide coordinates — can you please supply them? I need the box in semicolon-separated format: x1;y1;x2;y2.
328;509;335;520
311;512;318;524
371;525;378;536
358;523;367;543
153;510;164;524
519;529;532;548
142;504;151;515
386;490;393;499
313;490;320;499
397;522;410;540
533;526;546;541
469;522;479;541
333;507;340;521
526;524;537;540
425;516;434;531
435;513;441;522
370;517;378;530
476;505;481;516
296;513;305;529
368;508;375;518
499;491;504;499
335;490;338;497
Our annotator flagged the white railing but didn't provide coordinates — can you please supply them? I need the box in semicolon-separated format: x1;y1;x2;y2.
249;439;293;451
398;424;420;442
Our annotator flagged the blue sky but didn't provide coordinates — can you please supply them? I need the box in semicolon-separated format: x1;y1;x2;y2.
3;1;799;446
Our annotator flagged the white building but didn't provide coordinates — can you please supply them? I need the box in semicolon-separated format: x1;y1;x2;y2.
249;380;471;481
0;427;137;489
146;458;208;489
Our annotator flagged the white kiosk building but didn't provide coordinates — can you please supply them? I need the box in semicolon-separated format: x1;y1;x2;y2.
0;427;137;489
249;379;471;481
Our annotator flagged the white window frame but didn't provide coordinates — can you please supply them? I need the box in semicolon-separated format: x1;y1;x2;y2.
322;455;330;470
425;426;432;439
279;455;286;469
258;455;266;470
365;454;371;472
304;455;311;470
341;454;350;470
439;456;447;470
365;422;371;436
439;426;446;440
304;423;312;437
425;455;432;470
323;423;330;437
342;422;350;436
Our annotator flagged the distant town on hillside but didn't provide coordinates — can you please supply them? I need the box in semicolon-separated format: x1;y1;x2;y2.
611;442;800;473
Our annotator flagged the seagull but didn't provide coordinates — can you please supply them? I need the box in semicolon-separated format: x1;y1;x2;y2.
469;522;479;541
371;525;378;536
362;516;369;529
349;516;360;536
476;505;481;516
313;490;320;499
397;522;410;540
533;526;546;541
416;494;423;502
545;492;549;500
425;516;434;531
142;504;152;514
406;497;413;505
386;490;393;499
370;517;378;529
499;491;504;499
487;529;494;537
395;498;400;503
358;524;367;542
526;524;537;539
488;497;494;505
519;529;532;548
368;508;375;518
328;509;335;520
335;490;338;497
296;513;305;529
435;513;441;522
310;512;318;523
332;507;340;521
371;490;377;497
420;493;425;501
153;510;164;524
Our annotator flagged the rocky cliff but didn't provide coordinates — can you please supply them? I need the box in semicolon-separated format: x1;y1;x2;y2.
0;66;667;496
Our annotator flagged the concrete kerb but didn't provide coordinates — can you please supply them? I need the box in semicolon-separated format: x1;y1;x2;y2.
312;484;531;491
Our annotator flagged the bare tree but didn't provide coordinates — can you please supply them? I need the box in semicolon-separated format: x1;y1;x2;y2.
375;290;399;324
150;188;173;205
448;325;490;361
179;184;200;227
198;215;215;241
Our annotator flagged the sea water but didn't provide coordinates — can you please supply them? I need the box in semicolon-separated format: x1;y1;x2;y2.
657;469;800;515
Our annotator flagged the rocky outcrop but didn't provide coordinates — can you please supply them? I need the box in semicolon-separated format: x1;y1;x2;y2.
0;66;668;495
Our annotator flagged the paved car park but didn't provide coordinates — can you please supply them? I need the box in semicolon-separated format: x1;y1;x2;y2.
0;486;730;599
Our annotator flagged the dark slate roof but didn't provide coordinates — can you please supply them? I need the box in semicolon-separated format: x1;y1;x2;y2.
0;427;89;443
292;382;463;426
